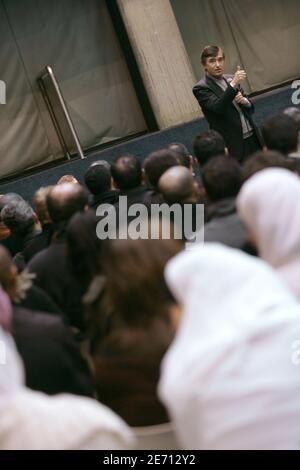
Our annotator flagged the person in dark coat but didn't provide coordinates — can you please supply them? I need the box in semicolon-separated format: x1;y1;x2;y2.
28;183;89;330
0;246;93;397
1;199;43;271
86;235;183;427
12;306;94;397
158;166;204;242
0;244;63;314
84;160;119;209
193;45;262;161
202;155;248;250
111;154;152;208
23;185;56;262
143;149;180;206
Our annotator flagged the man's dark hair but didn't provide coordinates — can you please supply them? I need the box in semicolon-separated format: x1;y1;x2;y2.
168;143;191;168
111;155;142;191
143;149;179;189
202;155;242;202
103;236;182;325
1;200;35;236
47;183;88;224
242;150;294;182
193;130;226;166
84;161;111;195
201;45;224;66
262;114;298;155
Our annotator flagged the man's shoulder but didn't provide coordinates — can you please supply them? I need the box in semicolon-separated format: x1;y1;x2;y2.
13;306;65;335
193;74;234;91
193;76;208;91
28;241;66;272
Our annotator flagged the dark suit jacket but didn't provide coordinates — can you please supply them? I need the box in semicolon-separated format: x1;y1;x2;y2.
193;74;263;160
115;185;152;208
12;306;94;397
22;223;54;263
89;190;119;210
204;197;247;250
28;240;86;330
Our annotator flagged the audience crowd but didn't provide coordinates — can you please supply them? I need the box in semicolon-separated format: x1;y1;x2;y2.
1;107;300;449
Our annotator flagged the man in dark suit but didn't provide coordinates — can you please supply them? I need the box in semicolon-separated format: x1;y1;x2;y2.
193;45;262;161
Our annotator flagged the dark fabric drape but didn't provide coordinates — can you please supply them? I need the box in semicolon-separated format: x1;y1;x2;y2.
0;0;146;179
171;0;300;93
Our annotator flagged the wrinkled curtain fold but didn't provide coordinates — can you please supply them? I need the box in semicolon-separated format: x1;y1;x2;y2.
0;0;146;179
171;0;300;93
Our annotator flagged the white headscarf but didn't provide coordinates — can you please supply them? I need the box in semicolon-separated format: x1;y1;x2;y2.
159;244;300;449
0;327;134;450
237;168;300;298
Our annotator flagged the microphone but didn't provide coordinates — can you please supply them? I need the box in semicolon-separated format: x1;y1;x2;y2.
236;65;243;93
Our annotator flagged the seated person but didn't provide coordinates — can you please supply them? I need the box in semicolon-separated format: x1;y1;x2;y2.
84;161;119;208
201;155;247;249
159;244;300;449
85;231;183;426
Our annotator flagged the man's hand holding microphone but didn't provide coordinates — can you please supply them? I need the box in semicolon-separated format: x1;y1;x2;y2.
231;65;249;105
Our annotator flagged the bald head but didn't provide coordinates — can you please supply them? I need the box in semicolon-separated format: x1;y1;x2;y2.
47;183;88;223
158;166;196;204
57;174;79;185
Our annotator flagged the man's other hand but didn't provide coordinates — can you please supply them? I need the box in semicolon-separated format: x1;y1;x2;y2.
231;65;247;87
234;91;248;105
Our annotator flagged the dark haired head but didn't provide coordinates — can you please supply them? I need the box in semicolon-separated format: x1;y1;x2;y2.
168;143;191;168
111;155;142;191
262;114;298;155
193;130;226;166
84;161;111;195
102;236;182;326
201;45;224;66
202;155;242;201
143;149;179;189
242;150;294;182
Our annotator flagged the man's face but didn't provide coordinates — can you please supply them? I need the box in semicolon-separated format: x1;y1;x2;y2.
204;50;225;78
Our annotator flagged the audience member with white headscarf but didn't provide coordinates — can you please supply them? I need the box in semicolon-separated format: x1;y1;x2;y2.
0;302;133;449
237;167;300;298
159;244;300;449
